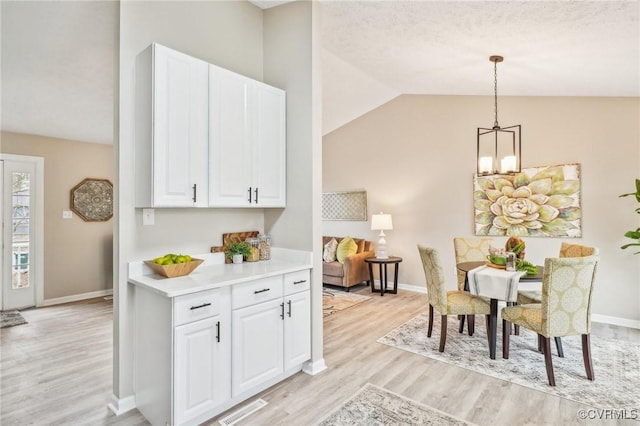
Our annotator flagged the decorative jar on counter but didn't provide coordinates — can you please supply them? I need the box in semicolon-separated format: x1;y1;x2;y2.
259;234;271;260
245;237;260;262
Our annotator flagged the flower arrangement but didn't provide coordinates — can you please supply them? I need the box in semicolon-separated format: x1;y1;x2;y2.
487;238;537;274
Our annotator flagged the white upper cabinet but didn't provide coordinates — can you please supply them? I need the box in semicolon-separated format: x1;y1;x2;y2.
209;65;286;207
135;43;286;208
135;43;209;207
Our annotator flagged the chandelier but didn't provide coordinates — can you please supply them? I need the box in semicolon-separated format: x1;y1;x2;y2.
477;55;521;176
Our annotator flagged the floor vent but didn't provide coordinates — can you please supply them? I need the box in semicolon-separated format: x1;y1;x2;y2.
218;398;268;426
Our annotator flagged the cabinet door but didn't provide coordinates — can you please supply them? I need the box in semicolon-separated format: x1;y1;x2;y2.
174;315;231;425
208;65;253;206
284;290;311;370
232;298;284;397
151;44;208;207
252;82;286;207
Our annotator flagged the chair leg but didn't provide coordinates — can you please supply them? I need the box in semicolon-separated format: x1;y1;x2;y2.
555;337;564;358
458;315;465;333
582;334;595;381
467;315;475;336
427;305;434;338
541;335;556;386
538;334;543;353
439;315;447;352
485;314;491;345
514;324;520;335
502;319;510;359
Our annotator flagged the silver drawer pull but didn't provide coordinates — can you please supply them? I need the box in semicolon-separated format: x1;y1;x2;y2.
254;288;270;294
190;302;212;310
293;280;307;285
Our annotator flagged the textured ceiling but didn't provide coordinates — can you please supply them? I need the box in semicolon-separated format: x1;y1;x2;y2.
321;1;640;97
1;1;638;144
1;1;117;145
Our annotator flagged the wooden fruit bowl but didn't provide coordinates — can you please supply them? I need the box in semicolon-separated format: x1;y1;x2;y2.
144;258;204;278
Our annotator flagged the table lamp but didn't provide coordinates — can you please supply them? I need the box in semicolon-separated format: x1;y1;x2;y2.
371;213;393;259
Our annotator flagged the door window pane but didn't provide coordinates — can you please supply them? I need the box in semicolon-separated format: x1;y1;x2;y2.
11;172;30;289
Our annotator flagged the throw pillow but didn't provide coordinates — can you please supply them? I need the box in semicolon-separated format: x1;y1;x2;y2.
323;238;338;262
336;236;358;264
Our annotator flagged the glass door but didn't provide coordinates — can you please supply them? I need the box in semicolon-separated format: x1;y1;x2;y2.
2;159;37;310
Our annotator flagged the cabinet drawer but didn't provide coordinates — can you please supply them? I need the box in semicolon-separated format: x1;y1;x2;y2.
284;270;310;295
232;276;283;310
174;287;227;327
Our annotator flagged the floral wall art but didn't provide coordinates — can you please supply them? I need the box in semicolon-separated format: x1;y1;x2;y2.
474;163;581;237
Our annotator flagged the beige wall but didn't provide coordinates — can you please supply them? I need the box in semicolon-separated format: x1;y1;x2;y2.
323;95;640;324
1;131;113;300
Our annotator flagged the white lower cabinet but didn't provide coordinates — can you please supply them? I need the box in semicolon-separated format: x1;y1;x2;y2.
232;297;284;396
174;316;231;425
231;270;311;397
132;268;310;426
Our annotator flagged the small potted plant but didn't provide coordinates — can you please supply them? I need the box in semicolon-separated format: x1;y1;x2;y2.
225;241;252;264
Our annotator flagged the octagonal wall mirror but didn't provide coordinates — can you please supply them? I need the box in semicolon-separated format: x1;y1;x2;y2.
70;178;113;222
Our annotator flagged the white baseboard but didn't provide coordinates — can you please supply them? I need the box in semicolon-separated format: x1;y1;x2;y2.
302;358;327;375
592;313;640;330
107;393;136;415
398;283;426;294
44;289;113;306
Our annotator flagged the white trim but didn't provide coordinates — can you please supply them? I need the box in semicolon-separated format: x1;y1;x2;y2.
107;393;136;416
592;313;640;330
44;289;113;306
398;283;426;294
302;358;327;375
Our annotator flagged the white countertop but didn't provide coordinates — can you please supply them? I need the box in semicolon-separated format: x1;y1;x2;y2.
128;248;313;298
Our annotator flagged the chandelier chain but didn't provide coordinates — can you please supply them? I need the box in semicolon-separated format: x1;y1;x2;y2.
493;59;499;129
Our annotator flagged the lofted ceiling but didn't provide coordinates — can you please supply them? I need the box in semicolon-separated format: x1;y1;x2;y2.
1;1;638;144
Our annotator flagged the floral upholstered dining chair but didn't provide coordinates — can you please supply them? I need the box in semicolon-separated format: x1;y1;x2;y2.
453;237;493;334
417;244;490;352
516;243;599;357
453;237;494;291
501;255;599;386
517;242;599;305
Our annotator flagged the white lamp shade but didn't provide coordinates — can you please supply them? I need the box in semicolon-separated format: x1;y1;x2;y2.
371;214;393;231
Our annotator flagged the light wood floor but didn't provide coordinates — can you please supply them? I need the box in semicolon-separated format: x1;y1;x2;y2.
1;288;638;425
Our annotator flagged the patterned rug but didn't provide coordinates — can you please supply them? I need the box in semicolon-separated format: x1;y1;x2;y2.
378;312;640;412
323;288;371;317
316;383;476;426
0;310;27;328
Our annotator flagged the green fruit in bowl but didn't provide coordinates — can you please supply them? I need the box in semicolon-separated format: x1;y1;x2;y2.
487;254;506;265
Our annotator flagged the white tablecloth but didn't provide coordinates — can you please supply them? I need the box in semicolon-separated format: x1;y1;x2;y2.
467;265;526;302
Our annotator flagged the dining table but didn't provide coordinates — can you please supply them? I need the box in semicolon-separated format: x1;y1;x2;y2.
456;261;544;359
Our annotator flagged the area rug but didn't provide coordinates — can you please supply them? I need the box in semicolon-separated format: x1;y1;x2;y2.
316;382;476;426
323;288;371;317
0;310;27;328
377;312;640;412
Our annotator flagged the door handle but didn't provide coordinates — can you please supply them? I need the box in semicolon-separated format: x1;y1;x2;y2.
192;184;197;203
287;299;292;317
254;288;270;294
248;187;252;203
293;280;307;285
280;302;285;320
254;187;259;204
216;321;220;343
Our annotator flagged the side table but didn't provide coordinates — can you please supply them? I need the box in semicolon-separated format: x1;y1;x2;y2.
365;256;402;296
